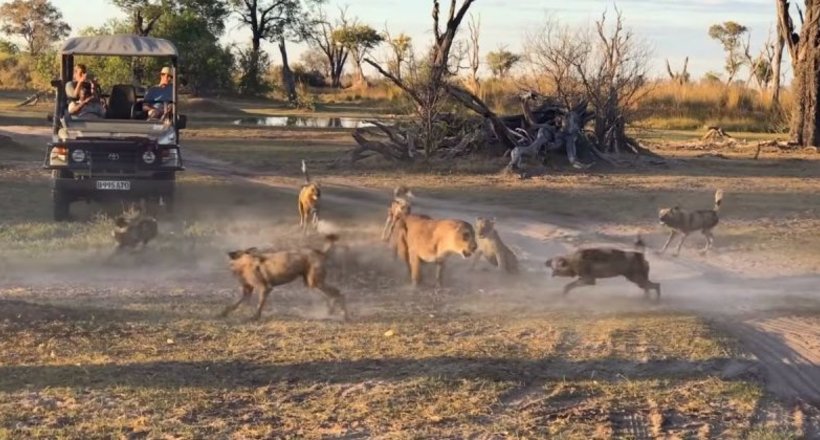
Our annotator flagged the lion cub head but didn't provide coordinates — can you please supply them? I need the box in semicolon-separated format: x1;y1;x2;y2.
475;217;497;239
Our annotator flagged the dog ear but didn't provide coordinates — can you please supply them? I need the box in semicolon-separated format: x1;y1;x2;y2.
227;250;242;260
544;258;553;267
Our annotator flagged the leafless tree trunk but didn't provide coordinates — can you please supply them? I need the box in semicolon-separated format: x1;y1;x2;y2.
778;0;820;147
772;26;785;105
278;36;297;103
359;0;476;159
666;57;689;85
307;7;350;88
466;13;481;94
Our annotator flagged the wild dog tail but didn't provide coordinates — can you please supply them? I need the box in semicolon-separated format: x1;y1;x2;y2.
301;159;311;184
634;234;646;252
714;189;724;211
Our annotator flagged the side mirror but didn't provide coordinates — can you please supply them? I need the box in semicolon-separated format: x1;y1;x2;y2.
177;114;187;130
50;79;62;88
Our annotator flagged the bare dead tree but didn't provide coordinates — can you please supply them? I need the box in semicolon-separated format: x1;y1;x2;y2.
777;0;820;147
523;17;588;107
666;57;689;85
305;6;350;88
466;13;481;93
573;8;653;154
355;0;476;160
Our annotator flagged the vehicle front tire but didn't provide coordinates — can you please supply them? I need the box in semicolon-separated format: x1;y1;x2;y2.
52;189;71;221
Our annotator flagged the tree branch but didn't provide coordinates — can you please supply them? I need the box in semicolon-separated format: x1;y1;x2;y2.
364;57;423;106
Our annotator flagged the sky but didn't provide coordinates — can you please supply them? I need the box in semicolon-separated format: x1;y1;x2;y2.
51;0;781;80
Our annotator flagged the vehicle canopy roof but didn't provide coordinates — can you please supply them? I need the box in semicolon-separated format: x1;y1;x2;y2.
59;35;178;57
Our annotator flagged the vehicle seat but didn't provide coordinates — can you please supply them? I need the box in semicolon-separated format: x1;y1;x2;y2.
106;84;138;119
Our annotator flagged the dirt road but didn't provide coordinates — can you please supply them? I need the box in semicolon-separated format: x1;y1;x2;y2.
4;125;820;409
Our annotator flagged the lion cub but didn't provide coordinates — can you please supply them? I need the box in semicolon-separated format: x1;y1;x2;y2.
471;217;519;274
298;159;321;233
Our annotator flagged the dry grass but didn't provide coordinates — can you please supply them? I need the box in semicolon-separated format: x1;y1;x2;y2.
0;284;770;439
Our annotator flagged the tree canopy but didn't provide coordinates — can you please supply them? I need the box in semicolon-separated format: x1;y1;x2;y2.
0;0;70;56
486;49;521;77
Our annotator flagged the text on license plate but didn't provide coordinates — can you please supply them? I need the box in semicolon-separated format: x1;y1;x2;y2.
96;180;131;190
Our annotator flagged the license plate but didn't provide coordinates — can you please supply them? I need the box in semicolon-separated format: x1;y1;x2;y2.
96;180;131;190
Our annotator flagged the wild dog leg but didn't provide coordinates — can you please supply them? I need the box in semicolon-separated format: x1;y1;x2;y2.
673;232;690;256
251;286;273;321
381;212;393;242
319;284;348;321
220;284;252;317
701;229;715;253
660;231;677;253
563;277;595;296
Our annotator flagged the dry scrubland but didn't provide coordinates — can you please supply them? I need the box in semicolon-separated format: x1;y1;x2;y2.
1;91;819;438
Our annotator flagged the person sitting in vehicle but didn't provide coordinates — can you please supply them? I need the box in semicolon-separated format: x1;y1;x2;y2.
65;63;88;101
68;81;104;119
142;66;174;120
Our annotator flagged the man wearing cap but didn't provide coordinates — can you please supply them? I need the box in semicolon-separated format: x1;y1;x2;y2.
142;66;174;120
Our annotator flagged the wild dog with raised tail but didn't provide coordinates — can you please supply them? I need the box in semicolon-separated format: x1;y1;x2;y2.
546;235;661;300
382;185;415;242
222;234;348;321
659;189;723;256
297;159;321;233
471;217;519;274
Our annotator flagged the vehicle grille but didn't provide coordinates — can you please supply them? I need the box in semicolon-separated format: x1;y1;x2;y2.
87;147;139;173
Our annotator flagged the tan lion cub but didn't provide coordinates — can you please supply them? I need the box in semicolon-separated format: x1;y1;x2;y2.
471;217;519;274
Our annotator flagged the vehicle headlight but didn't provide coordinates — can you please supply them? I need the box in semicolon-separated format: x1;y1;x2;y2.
160;148;179;166
50;146;68;165
142;151;156;164
157;131;176;145
71;149;86;162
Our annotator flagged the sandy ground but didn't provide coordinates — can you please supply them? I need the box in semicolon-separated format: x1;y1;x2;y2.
2;125;819;415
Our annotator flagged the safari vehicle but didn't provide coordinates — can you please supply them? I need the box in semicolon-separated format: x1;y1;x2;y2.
44;35;186;221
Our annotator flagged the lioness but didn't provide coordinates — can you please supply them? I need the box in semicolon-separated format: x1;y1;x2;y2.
381;185;415;242
298;159;321;233
659;189;723;256
394;213;477;287
471;217;519;274
222;234;348;321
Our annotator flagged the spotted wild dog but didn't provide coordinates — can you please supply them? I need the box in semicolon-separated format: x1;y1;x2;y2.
658;189;724;256
297;159;321;233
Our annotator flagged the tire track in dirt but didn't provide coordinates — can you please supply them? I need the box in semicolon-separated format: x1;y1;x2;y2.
723;317;820;405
